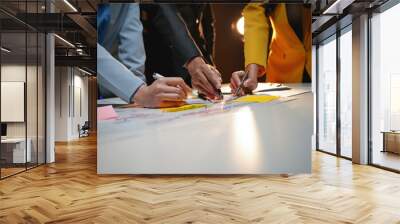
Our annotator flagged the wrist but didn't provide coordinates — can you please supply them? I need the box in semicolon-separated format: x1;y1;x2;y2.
186;56;205;72
246;63;265;77
132;84;147;104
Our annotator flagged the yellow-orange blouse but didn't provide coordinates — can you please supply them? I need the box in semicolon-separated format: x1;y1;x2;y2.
243;3;311;83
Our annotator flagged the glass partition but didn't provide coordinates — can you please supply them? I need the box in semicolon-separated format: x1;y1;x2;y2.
0;1;46;179
317;35;337;155
339;27;352;158
1;30;28;177
371;3;400;171
27;31;38;169
38;32;45;165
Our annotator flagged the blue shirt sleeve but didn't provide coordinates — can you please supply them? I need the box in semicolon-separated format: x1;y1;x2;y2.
97;3;146;103
117;4;146;83
97;43;145;103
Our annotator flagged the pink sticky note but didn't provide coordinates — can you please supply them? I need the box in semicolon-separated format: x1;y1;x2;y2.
97;105;118;121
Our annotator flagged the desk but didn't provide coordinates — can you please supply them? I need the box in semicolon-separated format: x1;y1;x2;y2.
382;131;400;154
1;138;31;164
98;84;313;174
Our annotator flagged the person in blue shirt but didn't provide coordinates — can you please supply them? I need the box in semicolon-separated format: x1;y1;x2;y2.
97;3;190;108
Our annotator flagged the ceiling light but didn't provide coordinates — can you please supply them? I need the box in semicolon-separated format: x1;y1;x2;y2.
323;0;355;15
78;67;93;76
54;34;75;48
63;0;78;12
1;47;11;53
76;48;86;56
236;16;244;36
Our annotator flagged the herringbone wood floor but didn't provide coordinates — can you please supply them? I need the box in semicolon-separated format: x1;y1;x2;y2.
1;135;400;224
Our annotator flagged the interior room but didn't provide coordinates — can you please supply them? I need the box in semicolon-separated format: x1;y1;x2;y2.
1;0;400;223
0;8;46;177
0;0;97;179
370;3;400;171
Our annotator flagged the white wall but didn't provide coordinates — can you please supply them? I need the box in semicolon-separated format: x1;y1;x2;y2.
1;66;26;129
1;82;25;122
72;73;89;138
54;67;89;141
1;63;46;164
55;66;69;141
1;65;39;138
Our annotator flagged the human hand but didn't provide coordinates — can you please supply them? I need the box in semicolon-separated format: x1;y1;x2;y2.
187;57;222;100
133;77;191;108
230;64;259;96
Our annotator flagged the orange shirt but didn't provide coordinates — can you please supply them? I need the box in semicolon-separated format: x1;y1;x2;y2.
243;3;311;83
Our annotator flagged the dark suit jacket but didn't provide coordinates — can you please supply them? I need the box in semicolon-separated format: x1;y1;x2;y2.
178;4;215;65
140;4;215;86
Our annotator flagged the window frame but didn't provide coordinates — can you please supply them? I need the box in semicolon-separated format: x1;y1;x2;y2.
315;23;353;160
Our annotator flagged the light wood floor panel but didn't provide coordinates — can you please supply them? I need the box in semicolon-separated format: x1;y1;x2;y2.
1;135;400;223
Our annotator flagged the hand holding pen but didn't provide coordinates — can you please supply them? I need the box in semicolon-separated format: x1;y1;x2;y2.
133;73;191;108
186;57;223;100
230;64;260;96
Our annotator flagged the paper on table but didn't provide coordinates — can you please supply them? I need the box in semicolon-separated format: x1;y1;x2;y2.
221;83;289;94
161;104;207;112
255;88;310;98
97;97;127;105
185;98;211;105
162;94;278;113
233;95;279;103
98;105;119;120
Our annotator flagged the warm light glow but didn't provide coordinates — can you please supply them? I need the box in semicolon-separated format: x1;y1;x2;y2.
236;16;244;36
232;107;259;169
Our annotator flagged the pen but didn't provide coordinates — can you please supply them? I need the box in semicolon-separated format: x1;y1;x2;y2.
152;72;164;80
201;86;223;101
153;73;192;99
234;70;249;96
215;88;223;100
155;73;222;101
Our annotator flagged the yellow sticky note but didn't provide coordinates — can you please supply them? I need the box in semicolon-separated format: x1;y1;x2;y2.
233;95;279;103
161;104;206;112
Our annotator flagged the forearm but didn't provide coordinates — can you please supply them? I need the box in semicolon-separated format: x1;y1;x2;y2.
152;4;202;66
97;44;145;103
202;4;215;62
243;3;270;75
118;3;146;82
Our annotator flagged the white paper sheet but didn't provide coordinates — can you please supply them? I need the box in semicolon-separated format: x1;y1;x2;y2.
221;83;290;94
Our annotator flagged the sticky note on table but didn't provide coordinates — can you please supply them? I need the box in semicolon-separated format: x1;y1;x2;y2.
161;104;206;112
98;105;119;120
233;95;279;103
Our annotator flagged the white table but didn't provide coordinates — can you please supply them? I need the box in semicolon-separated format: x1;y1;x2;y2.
1;138;31;163
98;84;313;174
